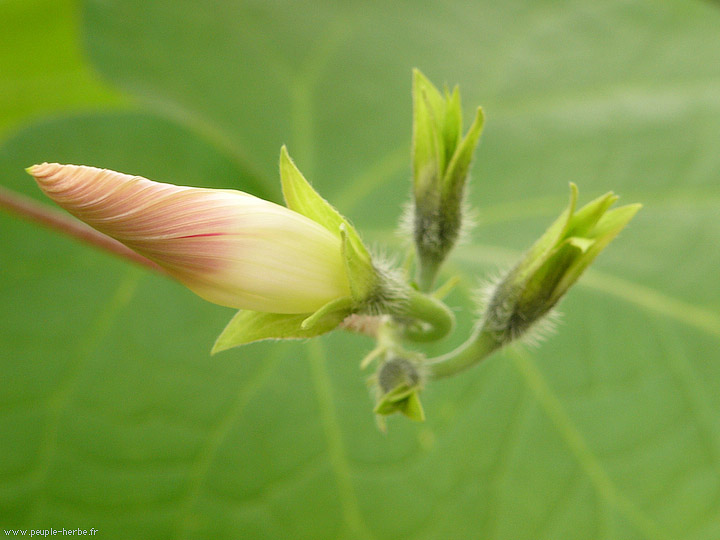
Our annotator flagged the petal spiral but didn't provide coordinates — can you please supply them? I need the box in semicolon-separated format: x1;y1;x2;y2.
29;163;351;313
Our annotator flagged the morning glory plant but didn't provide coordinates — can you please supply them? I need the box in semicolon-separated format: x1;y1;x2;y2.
1;70;640;425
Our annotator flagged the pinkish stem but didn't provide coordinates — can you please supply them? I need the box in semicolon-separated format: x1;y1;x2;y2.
0;185;164;274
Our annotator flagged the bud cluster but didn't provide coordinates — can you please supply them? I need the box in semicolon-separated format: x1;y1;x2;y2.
14;69;641;424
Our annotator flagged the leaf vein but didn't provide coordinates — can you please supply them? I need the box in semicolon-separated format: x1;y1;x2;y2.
509;348;670;540
175;349;284;539
26;269;141;524
308;340;376;540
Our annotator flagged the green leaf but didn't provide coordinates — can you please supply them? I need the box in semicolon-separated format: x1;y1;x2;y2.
0;0;125;137
2;1;720;539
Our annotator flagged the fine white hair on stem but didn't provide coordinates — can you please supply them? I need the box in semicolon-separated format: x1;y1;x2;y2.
362;246;408;315
397;191;478;272
474;273;561;348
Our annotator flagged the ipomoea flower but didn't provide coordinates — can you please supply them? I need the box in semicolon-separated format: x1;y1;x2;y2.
28;163;352;314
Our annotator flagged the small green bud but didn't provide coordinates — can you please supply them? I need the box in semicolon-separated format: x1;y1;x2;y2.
378;357;420;392
411;69;484;291
373;357;425;422
482;184;641;345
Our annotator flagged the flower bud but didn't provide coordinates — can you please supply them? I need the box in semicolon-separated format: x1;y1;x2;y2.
482;184;641;344
411;69;484;290
28;163;351;314
373;357;425;422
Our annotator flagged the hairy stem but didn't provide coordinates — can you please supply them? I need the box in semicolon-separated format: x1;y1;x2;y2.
425;326;501;379
392;288;455;342
416;257;440;293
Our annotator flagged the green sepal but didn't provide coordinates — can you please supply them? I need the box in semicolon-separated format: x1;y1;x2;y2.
373;355;425;420
301;296;353;331
340;224;376;303
553;203;641;300
374;383;413;412
279;146;377;304
521;188;640;307
567;193;618;237
400;391;425;421
411;70;485;291
442;86;462;163
373;385;425;422
412;69;446;194
442;106;484;197
212;305;347;354
517;183;579;283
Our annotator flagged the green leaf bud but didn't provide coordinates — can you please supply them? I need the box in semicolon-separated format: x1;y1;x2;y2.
411;69;484;291
481;184;641;345
373;357;425;422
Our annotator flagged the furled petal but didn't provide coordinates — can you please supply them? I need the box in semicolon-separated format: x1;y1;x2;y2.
29;163;352;313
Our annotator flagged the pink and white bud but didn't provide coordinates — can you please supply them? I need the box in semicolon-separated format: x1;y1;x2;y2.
29;163;352;313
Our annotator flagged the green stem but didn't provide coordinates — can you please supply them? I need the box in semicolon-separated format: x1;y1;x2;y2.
426;326;501;379
416;258;440;293
392;288;454;342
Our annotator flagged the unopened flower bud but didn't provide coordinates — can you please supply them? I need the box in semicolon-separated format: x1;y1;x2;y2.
374;357;425;422
411;69;484;290
28;163;352;314
482;184;641;345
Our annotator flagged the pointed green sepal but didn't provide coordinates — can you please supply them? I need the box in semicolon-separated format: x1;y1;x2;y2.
373;385;425;421
517;183;579;283
442;86;462;161
279;146;377;305
412;69;446;195
482;184;641;343
301;296;353;331
212;306;348;354
372;356;425;420
442;106;484;197
340;224;377;303
553;203;641;301
399;390;425;422
374;383;415;414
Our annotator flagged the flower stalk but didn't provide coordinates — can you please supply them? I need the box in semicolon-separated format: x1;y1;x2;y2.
0;184;162;273
389;287;455;342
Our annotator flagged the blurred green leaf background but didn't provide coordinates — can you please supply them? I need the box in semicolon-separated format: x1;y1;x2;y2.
2;0;720;538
